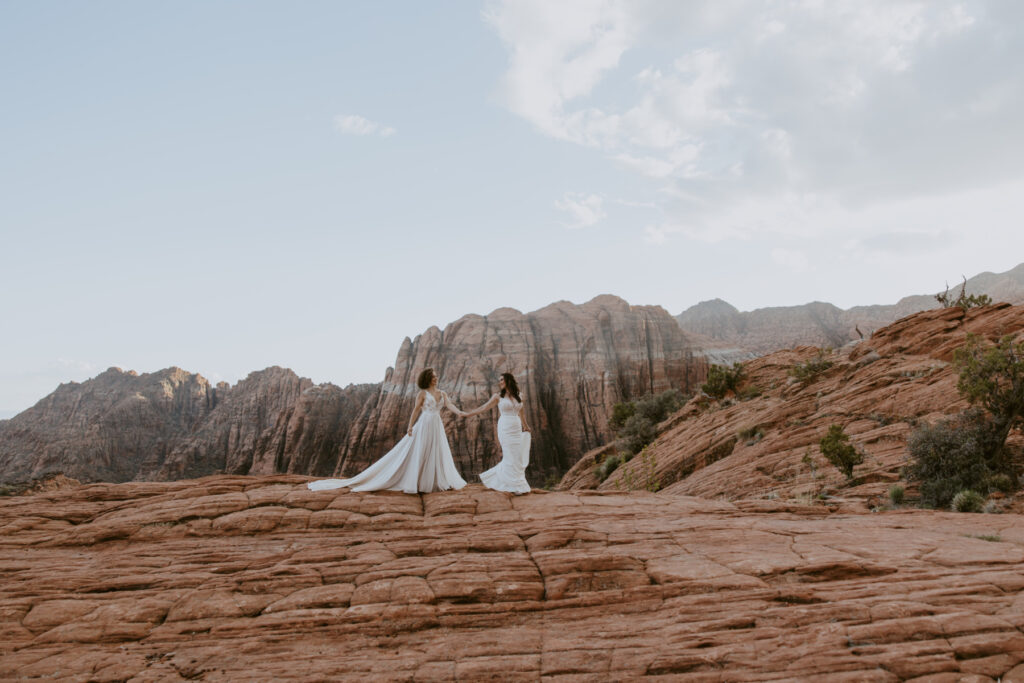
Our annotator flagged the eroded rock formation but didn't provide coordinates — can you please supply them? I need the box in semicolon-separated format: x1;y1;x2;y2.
563;303;1024;506
676;262;1024;356
0;297;704;484
331;295;704;481
0;367;217;483
2;477;1023;680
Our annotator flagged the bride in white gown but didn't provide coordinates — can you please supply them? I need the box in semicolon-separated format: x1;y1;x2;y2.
462;372;531;494
307;368;467;493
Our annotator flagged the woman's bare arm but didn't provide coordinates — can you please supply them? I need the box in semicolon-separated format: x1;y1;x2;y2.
407;391;425;435
442;391;467;417
463;394;499;418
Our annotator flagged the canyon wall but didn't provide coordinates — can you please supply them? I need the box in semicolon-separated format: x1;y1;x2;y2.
0;296;704;484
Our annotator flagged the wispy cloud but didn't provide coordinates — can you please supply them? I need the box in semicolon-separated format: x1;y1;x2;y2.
333;114;396;138
555;192;606;229
486;1;1023;251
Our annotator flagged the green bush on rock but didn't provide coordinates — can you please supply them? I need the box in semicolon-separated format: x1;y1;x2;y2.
790;350;834;383
702;363;745;399
951;489;985;513
819;424;863;479
905;333;1023;508
608;389;687;458
905;408;1009;508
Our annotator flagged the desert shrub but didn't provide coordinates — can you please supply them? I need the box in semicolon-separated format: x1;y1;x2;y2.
636;389;687;422
608;401;636;433
888;485;905;505
988;473;1015;493
702;363;745;399
738;425;765;445
542;473;562;491
904;333;1024;509
951;489;985;513
610;389;687;457
619;444;661;492
819;424;863;479
954;334;1024;443
616;414;656;456
738;385;763;400
594;454;622;482
935;277;992;310
905;408;1009;508
790;350;834;383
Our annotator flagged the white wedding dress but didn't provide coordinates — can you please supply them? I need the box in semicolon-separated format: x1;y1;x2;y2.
307;391;467;494
480;395;531;494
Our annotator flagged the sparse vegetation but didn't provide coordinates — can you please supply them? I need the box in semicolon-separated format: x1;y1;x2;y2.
801;449;818;478
954;333;1024;445
738;425;765;445
619;443;662;492
819;424;864;479
608;389;687;458
737;385;763;400
905;409;1009;508
789;350;834;383
594;454;622;482
542;473;562;491
935;276;992;310
888;485;905;505
966;533;1002;542
988;473;1015;493
702;363;745;399
905;334;1023;508
951;489;985;513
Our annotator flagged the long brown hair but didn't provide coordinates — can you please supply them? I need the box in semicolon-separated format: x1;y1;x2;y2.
500;372;521;403
417;368;436;390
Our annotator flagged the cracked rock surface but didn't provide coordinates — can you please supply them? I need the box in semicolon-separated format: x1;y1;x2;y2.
3;476;1024;681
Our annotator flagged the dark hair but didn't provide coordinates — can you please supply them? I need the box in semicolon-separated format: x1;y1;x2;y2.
500;372;521;403
417;368;436;390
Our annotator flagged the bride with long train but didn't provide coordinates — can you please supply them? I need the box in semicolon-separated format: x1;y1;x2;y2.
307;368;467;493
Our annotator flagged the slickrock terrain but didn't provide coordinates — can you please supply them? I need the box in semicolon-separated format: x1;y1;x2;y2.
676;262;1024;356
3;476;1024;681
564;303;1024;509
1;296;704;487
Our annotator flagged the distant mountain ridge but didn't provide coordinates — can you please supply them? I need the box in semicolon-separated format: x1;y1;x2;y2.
0;296;705;485
676;263;1024;356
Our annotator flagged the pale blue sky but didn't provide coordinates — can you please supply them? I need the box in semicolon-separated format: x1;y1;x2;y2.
3;1;1024;416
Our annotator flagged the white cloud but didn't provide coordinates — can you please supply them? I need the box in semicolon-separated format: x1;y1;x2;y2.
555;192;606;229
483;0;636;144
486;1;1024;251
334;114;396;137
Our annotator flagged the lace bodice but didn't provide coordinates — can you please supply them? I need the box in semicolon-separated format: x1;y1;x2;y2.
498;395;522;417
423;391;445;414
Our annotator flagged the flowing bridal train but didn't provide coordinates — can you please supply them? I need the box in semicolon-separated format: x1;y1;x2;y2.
463;372;531;494
307;368;467;494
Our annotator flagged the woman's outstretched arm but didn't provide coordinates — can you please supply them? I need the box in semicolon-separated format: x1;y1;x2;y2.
407;391;426;435
462;394;499;417
442;391;467;417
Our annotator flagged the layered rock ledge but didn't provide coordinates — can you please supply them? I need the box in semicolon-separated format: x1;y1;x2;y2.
3;476;1024;681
